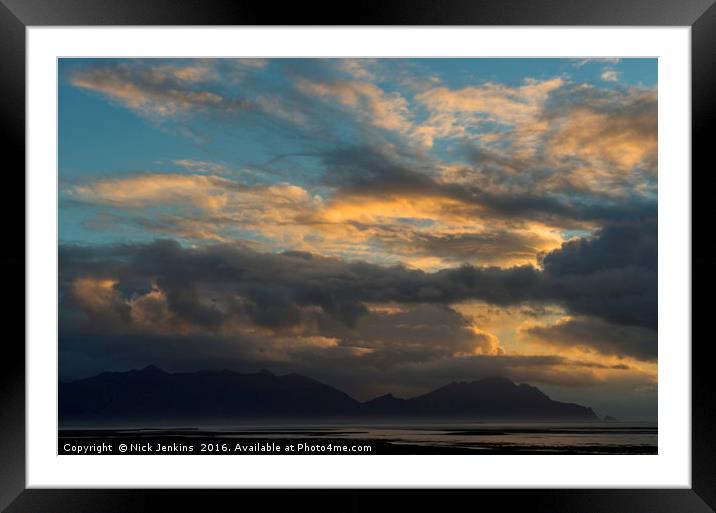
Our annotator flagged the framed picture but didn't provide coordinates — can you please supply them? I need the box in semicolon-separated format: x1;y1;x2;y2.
2;0;712;510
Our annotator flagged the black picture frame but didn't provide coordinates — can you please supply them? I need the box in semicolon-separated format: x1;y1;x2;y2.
1;1;712;511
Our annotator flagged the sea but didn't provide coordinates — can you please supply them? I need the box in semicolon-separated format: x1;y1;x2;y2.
58;421;657;455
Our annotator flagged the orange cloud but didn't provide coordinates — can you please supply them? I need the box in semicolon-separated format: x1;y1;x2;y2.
67;169;571;270
70;277;122;313
70;62;247;118
298;78;412;133
415;77;565;152
546;94;657;174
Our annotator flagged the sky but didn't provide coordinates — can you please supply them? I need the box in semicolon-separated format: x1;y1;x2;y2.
58;58;658;420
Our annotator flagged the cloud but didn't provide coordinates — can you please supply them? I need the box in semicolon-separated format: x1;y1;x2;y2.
59;213;656;340
573;58;621;68
415;78;564;122
59;239;538;336
66;61;657;257
336;59;379;81
318;304;504;365
172;159;231;175
61;271;502;369
416;79;657;195
544;86;657;175
63;154;572;269
297;78;413;133
64;131;657;279
524;315;657;362
69;61;250;118
57;216;656;403
415;77;565;152
600;69;620;82
67;277;131;329
387;230;564;269
540;219;657;329
68;173;233;212
65;172;325;242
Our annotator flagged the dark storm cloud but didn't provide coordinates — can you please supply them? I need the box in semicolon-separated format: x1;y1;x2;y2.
58;239;540;332
540;218;657;329
57;219;656;403
59;214;656;335
525;316;657;362
316;304;500;366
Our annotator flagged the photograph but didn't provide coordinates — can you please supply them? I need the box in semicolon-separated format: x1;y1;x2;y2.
2;0;711;505
57;57;658;456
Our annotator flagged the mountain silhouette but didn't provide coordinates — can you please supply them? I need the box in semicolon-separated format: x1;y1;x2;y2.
59;366;597;423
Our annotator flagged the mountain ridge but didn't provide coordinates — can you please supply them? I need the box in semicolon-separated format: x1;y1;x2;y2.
60;365;598;423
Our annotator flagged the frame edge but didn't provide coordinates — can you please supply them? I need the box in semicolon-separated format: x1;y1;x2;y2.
0;0;26;511
691;0;716;510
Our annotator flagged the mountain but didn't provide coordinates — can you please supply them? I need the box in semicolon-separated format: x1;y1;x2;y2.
60;366;359;421
59;366;597;423
399;376;595;418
